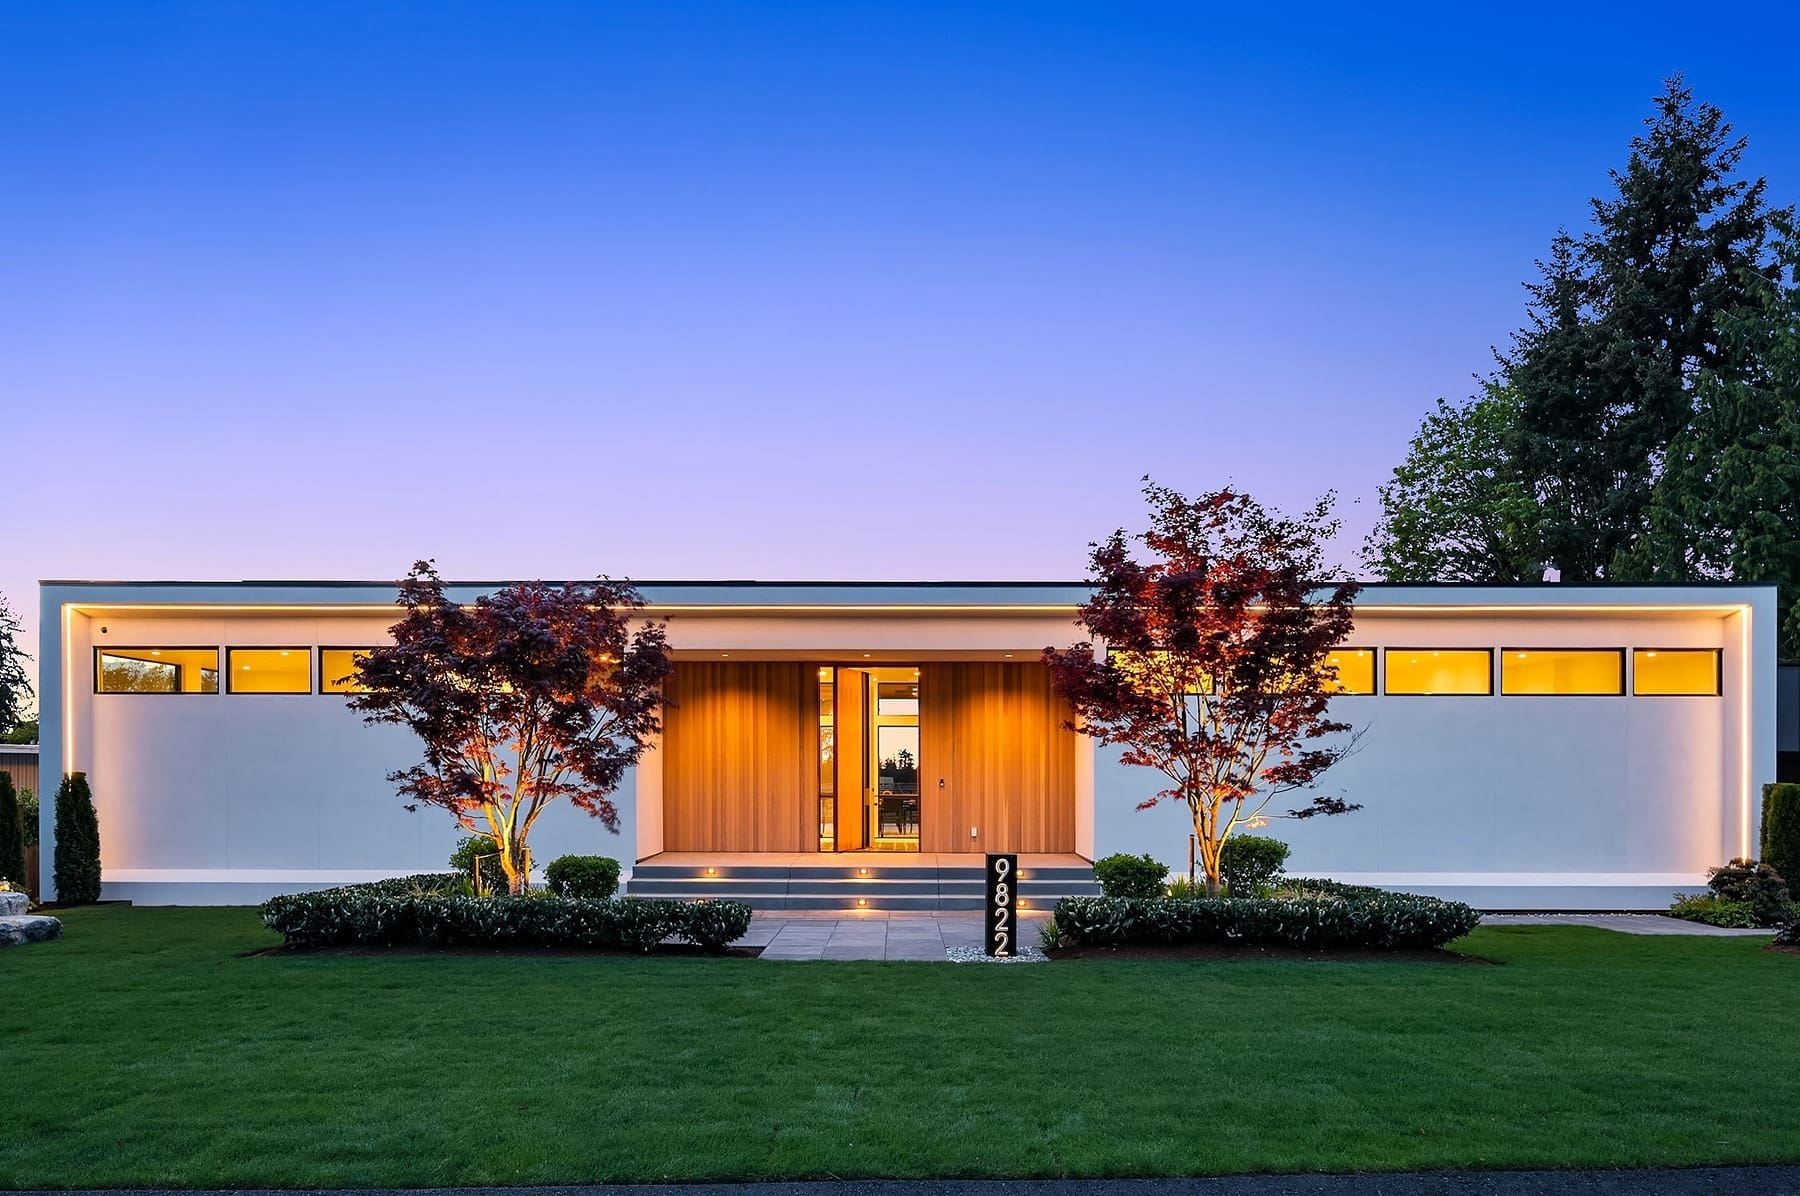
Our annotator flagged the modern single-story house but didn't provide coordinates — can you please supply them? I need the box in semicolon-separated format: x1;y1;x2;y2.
35;578;1779;910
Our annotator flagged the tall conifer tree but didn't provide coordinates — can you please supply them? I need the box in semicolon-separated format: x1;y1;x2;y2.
1506;75;1782;579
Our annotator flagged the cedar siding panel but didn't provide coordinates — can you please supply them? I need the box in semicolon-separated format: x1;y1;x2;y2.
661;662;814;852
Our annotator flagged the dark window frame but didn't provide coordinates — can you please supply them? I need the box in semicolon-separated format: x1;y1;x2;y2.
94;646;222;695
1631;647;1724;697
1499;647;1627;697
1381;647;1495;696
225;646;315;695
1325;646;1378;695
317;646;380;696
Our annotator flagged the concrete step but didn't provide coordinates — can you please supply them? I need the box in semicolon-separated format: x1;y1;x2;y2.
625;857;1100;910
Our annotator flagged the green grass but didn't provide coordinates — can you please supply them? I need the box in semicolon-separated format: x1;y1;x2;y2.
3;907;1797;1187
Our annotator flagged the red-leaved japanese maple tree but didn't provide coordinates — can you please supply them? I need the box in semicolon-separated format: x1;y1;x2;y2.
349;562;672;895
1044;482;1362;897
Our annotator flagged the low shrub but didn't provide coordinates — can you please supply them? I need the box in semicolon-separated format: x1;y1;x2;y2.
1761;785;1800;898
1705;858;1793;926
261;879;752;953
1052;890;1481;951
1668;892;1758;929
449;835;512;896
545;855;621;899
1774;918;1800;948
1094;852;1169;899
1165;877;1206;900
1220;834;1290;896
1273;876;1390;900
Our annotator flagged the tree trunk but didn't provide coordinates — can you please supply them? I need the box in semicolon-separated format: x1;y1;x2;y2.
1191;807;1223;897
501;840;531;895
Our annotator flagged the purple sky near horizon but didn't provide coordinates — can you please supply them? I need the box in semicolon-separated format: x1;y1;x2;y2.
5;2;1800;703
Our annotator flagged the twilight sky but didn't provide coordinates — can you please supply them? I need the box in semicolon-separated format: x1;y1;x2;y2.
5;2;1800;699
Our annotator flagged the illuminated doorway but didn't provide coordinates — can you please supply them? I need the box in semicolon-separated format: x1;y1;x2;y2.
818;665;920;852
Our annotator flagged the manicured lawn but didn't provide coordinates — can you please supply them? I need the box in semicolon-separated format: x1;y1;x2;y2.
3;907;1797;1186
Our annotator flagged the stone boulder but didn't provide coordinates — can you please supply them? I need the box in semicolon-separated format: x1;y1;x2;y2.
0;914;63;947
0;890;27;916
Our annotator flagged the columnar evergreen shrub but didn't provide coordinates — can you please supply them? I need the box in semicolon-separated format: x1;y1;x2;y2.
52;772;102;904
1219;835;1290;896
1763;784;1800;891
0;773;25;887
544;855;621;899
1053;891;1480;951
1093;852;1169;899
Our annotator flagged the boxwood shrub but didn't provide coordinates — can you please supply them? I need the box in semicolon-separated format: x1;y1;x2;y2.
1220;834;1290;896
1052;889;1481;951
1093;852;1169;899
261;874;751;953
544;854;621;899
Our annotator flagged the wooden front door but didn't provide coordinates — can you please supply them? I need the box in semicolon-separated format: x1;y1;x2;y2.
918;662;1077;853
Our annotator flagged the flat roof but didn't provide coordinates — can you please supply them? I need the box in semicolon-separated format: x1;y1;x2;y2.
38;577;1777;616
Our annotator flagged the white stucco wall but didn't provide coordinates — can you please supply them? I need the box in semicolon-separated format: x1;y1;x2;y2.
1091;604;1770;909
37;581;1776;908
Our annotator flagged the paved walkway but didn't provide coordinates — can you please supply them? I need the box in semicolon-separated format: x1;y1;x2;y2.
736;911;1775;959
1481;913;1776;936
740;911;1051;960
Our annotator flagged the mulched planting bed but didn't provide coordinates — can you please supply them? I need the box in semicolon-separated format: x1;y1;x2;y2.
250;942;763;959
1049;942;1497;964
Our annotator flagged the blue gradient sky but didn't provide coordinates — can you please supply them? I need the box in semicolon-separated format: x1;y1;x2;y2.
5;3;1800;697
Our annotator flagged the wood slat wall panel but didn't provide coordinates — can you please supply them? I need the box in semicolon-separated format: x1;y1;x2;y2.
662;662;815;852
919;663;1076;853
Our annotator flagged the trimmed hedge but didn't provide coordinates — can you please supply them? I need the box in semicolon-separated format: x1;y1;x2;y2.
1764;784;1800;892
261;874;752;953
545;854;621;899
1053;890;1481;951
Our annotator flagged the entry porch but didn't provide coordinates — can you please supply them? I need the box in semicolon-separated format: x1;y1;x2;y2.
627;850;1099;910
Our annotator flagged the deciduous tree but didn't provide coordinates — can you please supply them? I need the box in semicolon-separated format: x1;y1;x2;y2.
1362;381;1543;582
1044;482;1361;897
350;563;673;895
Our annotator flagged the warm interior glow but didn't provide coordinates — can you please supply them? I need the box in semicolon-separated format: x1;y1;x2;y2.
228;648;312;694
96;647;220;693
1324;649;1375;695
319;648;374;694
1383;649;1491;695
1633;648;1721;695
1501;649;1624;695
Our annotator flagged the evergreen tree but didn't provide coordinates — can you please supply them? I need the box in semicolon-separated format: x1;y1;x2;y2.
0;593;31;739
1627;216;1800;656
53;772;102;904
1506;75;1783;579
1362;382;1543;582
0;772;25;888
